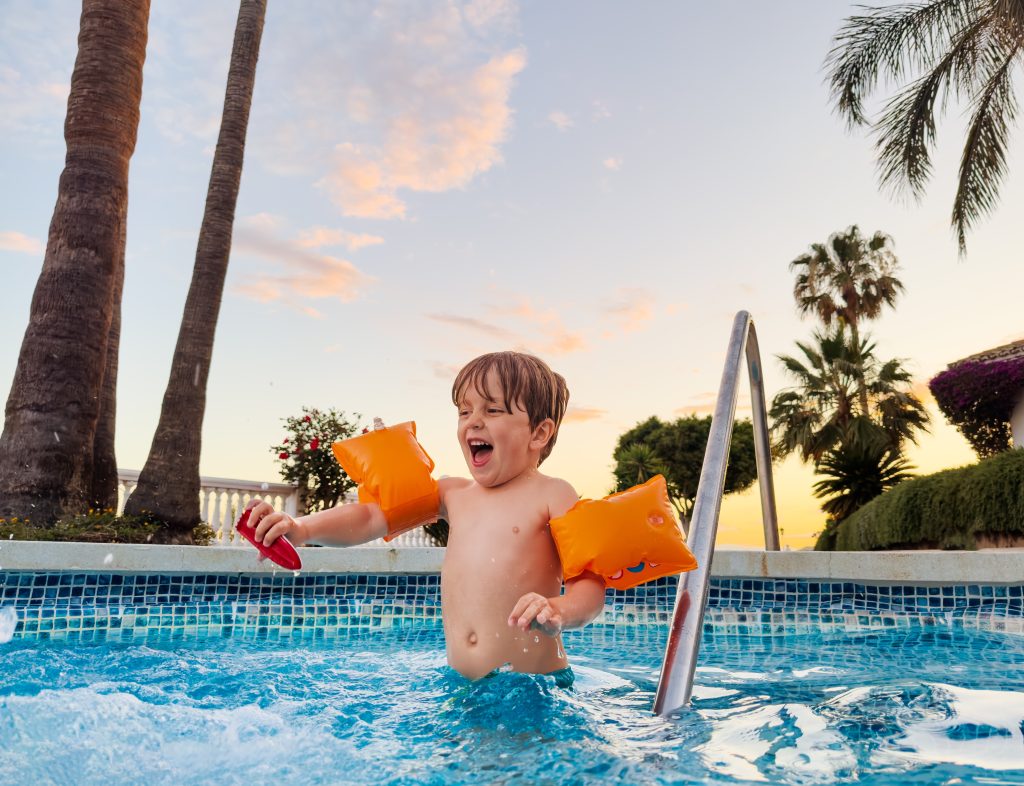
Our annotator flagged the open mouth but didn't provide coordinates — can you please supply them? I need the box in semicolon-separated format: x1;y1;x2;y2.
468;439;493;465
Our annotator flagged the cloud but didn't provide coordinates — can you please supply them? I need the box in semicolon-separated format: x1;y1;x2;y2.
604;288;655;333
675;391;751;417
296;226;384;252
492;295;588;355
231;224;374;311
0;231;43;255
240;212;287;232
518;329;586;356
563;405;606;423
242;2;528;219
602;157;623;171
429;293;588;357
428;313;515;339
431;360;462;381
548;110;572;131
322;45;526;218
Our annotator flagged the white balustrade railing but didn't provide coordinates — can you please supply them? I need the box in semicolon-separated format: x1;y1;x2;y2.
116;470;442;548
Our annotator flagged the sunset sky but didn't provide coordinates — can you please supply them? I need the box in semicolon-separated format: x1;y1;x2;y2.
2;1;1020;548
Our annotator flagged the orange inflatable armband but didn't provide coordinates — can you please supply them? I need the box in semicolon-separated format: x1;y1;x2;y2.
332;421;440;541
549;475;697;590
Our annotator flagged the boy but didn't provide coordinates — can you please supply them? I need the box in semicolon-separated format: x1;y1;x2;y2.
245;351;606;681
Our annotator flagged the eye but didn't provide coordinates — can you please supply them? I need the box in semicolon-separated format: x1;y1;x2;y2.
487;408;504;415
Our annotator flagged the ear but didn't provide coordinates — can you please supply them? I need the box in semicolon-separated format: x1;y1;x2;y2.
530;418;556;452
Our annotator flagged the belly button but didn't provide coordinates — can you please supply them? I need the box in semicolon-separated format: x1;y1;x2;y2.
512;526;519;535
468;632;478;646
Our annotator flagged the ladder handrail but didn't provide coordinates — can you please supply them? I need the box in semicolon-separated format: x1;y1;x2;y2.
653;311;780;716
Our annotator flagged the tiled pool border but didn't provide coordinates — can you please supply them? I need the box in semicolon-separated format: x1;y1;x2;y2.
1;543;1021;642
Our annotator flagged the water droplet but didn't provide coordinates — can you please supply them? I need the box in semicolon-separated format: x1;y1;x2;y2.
53;432;60;443
533;636;539;643
522;648;528;653
103;554;113;565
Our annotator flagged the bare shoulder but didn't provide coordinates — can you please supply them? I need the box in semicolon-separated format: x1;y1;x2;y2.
437;476;472;515
539;474;580;519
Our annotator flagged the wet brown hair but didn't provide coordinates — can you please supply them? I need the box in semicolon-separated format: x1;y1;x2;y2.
451;351;570;464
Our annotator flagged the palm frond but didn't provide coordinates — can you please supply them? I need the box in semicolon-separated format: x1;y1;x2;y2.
873;13;991;199
952;41;1022;252
826;0;976;128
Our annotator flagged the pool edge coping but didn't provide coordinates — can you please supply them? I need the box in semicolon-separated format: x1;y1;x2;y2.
1;541;1022;583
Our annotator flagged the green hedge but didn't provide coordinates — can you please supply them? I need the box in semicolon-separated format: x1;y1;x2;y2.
827;448;1024;550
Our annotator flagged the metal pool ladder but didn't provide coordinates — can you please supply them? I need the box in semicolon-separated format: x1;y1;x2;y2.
653;310;781;717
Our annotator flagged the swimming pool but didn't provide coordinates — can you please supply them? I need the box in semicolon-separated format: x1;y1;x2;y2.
1;557;1023;785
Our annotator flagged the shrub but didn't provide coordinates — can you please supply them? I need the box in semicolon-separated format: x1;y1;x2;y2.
930;356;1024;458
826;449;1024;550
0;509;215;545
272;407;361;514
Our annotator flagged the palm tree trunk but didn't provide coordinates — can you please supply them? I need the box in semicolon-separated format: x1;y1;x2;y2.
90;228;125;512
0;0;149;525
849;320;871;417
124;0;266;538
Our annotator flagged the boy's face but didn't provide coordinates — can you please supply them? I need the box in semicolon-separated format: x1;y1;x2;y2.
456;369;549;488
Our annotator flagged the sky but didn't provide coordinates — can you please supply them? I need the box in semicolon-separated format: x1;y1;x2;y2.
1;1;1020;549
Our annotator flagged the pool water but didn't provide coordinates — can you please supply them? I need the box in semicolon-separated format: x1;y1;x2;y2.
2;623;1023;784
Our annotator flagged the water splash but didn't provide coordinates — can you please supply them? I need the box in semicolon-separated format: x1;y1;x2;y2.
0;606;18;643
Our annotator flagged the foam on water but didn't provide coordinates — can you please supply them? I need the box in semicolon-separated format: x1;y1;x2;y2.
0;625;1022;784
0;606;16;644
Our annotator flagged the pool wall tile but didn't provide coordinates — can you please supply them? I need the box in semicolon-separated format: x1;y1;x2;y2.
1;571;1021;643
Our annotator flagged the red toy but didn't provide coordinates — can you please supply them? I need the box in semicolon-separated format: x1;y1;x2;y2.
235;509;302;571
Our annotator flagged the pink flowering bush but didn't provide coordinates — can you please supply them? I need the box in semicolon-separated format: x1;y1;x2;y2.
930;357;1024;458
271;407;362;514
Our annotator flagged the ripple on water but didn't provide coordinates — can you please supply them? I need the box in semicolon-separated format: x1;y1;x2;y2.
0;624;1023;784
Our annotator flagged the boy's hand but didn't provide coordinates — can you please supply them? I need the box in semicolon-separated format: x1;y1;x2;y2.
244;498;306;558
508;592;564;637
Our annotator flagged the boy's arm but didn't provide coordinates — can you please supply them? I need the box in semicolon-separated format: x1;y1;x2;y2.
247;497;388;548
509;477;606;636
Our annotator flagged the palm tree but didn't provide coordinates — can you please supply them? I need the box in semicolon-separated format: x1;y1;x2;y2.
826;1;1024;252
613;443;670;488
0;0;149;525
812;444;916;523
124;0;266;538
769;325;929;463
790;225;903;415
90;235;126;512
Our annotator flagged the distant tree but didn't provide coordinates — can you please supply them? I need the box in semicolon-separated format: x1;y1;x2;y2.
125;0;267;538
0;0;149;525
770;325;928;531
826;1;1024;252
612;415;757;531
790;225;903;415
770;325;929;463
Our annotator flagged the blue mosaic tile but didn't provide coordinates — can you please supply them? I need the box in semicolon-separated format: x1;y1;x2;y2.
0;570;1021;642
